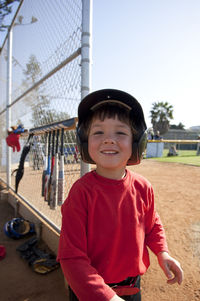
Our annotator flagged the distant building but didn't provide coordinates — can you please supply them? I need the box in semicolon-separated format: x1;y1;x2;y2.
189;126;200;131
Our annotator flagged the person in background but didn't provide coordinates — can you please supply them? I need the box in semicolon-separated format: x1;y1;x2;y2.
154;130;161;140
147;127;154;140
196;135;200;156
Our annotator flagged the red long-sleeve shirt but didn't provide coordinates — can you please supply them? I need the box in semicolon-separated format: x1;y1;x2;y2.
57;169;168;300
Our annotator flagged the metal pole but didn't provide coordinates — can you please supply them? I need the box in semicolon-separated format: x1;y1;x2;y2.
80;0;93;177
6;27;13;188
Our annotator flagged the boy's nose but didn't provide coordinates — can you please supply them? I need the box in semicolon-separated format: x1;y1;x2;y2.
103;136;116;144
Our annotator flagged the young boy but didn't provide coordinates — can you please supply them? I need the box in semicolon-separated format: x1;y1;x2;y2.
57;89;183;301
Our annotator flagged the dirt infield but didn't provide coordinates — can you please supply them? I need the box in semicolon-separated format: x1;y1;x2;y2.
0;160;200;300
131;160;200;301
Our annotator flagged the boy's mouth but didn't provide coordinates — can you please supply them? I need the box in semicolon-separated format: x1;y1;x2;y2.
100;150;118;154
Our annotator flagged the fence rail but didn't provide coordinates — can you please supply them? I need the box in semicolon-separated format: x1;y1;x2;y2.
148;139;200;143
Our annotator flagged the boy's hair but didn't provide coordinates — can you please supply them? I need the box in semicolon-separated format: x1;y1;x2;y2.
77;89;147;165
81;103;137;137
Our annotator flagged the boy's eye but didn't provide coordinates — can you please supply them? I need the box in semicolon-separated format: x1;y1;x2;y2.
92;131;103;135
116;131;127;135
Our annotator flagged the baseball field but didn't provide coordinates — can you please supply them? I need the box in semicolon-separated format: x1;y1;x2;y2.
0;159;200;300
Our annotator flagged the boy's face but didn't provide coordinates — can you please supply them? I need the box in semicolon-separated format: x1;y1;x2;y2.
88;116;132;178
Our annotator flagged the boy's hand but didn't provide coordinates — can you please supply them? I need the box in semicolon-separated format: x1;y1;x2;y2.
157;251;183;285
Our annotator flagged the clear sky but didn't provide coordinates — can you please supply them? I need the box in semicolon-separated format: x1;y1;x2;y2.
92;0;200;129
1;1;200;129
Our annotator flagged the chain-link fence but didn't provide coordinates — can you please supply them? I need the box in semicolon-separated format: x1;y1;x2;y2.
0;0;92;232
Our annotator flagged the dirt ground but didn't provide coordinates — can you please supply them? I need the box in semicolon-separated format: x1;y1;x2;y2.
0;194;68;301
0;160;200;301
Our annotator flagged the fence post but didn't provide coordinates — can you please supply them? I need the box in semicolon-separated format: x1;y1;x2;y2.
6;27;13;188
80;0;93;177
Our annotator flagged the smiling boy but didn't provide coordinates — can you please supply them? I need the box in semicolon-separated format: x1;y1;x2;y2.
57;89;183;301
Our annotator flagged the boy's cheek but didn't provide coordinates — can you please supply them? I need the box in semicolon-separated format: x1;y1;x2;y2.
88;142;97;161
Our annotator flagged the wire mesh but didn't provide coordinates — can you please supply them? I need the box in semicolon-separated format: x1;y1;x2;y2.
11;0;82;102
0;38;8;177
0;0;84;230
8;128;81;228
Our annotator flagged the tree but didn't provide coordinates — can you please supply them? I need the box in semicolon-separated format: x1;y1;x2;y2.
150;101;174;135
21;54;50;126
22;54;70;128
23;54;42;84
0;0;20;31
170;123;185;130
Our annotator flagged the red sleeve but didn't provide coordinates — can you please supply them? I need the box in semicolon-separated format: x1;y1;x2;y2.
144;187;169;255
57;184;115;301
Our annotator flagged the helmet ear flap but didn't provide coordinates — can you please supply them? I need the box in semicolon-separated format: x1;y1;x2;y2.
76;126;95;164
127;131;147;165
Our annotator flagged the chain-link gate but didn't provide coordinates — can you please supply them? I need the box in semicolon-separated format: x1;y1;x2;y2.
0;0;92;232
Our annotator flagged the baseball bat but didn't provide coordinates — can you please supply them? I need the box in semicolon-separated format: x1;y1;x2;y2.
44;131;51;202
50;129;59;209
48;130;55;206
41;132;48;196
58;128;65;206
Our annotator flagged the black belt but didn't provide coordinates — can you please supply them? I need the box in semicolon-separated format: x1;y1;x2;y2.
107;276;138;287
107;276;140;296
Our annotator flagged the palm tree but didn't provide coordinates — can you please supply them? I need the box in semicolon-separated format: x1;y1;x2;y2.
150;102;174;135
170;122;185;130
